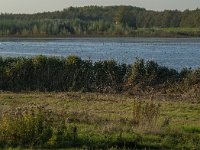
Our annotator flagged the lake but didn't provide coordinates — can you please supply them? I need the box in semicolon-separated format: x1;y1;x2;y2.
0;38;200;70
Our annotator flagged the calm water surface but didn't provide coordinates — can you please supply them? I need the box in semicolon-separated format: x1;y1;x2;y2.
0;38;200;70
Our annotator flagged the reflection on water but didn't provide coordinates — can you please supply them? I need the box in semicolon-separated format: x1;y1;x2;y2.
0;38;200;70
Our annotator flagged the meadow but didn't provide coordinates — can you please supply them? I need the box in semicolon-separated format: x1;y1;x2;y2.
0;92;200;149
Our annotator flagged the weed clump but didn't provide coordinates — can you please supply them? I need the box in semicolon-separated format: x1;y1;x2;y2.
132;99;161;126
0;105;78;148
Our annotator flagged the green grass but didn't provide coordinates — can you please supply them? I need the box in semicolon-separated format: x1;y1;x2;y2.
136;27;200;37
145;27;200;32
0;92;200;149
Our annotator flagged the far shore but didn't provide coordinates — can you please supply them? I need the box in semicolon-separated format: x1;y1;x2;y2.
0;36;200;41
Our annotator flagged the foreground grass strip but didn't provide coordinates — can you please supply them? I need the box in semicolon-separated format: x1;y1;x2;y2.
0;92;200;149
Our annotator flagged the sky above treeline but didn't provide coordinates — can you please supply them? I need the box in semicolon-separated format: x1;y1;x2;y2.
0;0;199;14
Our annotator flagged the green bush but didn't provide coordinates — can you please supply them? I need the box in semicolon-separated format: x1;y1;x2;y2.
127;58;179;92
65;56;93;91
0;106;53;147
0;105;80;148
93;60;127;92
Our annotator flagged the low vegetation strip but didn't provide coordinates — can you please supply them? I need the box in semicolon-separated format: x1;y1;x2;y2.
0;55;199;96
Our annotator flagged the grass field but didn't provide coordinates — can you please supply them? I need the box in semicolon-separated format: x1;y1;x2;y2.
0;92;200;149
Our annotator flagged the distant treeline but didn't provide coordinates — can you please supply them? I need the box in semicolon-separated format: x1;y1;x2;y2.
0;6;200;37
0;55;199;94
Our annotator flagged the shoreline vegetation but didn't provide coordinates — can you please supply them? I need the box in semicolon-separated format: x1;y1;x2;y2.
0;55;200;97
0;36;199;42
0;6;200;38
0;28;200;38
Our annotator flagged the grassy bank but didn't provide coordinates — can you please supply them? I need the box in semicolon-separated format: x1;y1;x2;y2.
134;28;200;37
0;92;200;149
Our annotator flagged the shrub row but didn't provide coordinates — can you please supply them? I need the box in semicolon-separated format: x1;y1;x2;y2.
0;56;199;93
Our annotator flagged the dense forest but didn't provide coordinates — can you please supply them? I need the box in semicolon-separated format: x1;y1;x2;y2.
0;6;200;37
